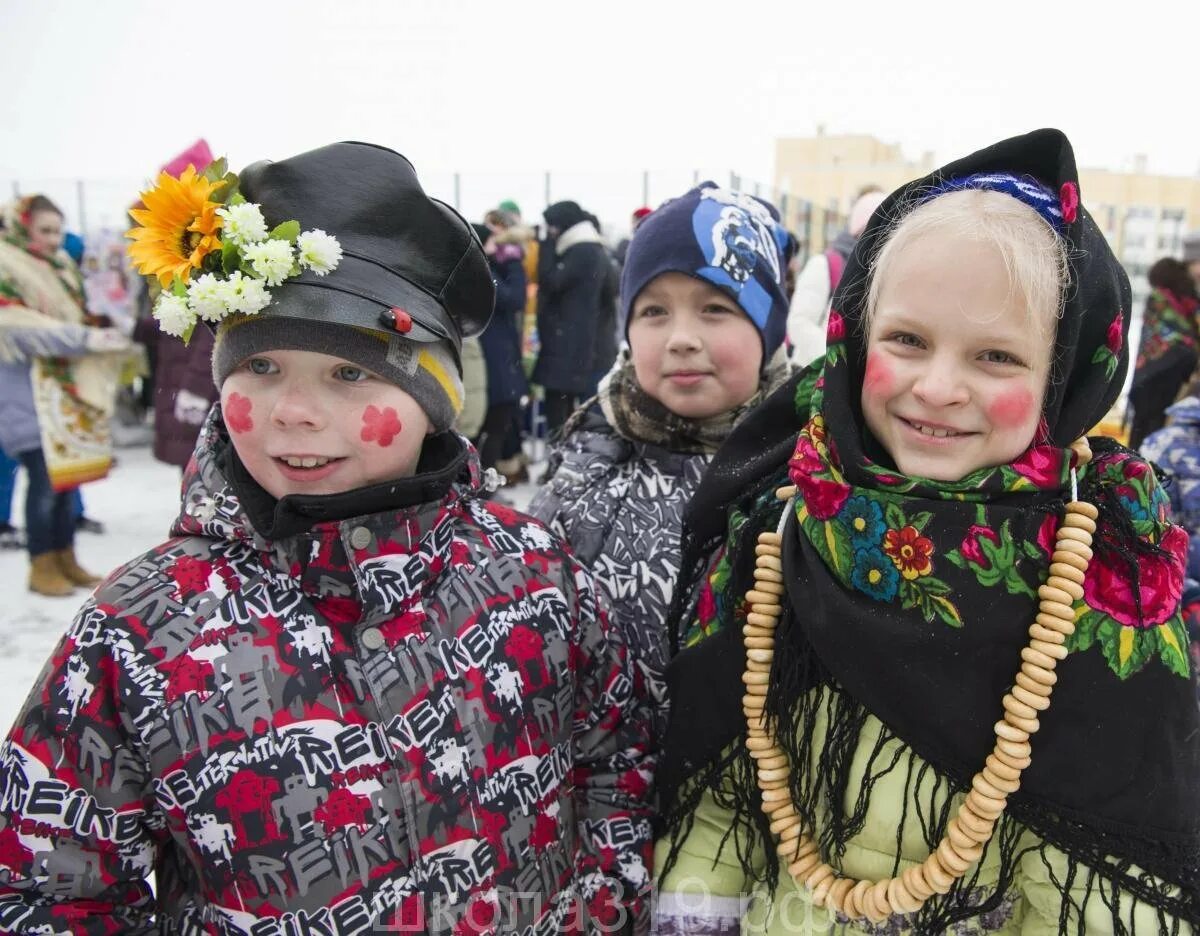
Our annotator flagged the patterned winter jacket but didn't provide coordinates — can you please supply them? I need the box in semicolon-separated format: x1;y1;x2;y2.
529;410;709;724
0;413;655;934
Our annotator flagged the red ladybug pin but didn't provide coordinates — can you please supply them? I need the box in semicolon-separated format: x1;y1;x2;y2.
387;307;413;333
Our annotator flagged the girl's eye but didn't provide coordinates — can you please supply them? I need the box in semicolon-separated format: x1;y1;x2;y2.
337;365;368;382
246;357;277;375
888;332;925;349
981;349;1024;366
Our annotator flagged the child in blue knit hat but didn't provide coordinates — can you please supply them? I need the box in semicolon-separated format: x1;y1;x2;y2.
530;183;794;728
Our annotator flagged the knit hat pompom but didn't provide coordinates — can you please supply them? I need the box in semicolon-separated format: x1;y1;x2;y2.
619;183;793;359
213;316;464;433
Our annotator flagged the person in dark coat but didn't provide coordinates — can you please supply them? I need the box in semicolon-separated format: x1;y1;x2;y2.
471;222;529;472
133;299;218;469
1127;257;1200;449
533;200;614;433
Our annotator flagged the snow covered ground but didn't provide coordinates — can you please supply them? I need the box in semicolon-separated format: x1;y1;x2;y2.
0;441;543;733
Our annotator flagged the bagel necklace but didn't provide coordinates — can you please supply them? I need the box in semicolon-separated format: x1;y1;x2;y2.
743;439;1095;923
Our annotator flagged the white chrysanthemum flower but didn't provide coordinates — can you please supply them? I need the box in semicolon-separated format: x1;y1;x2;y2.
187;273;228;323
153;294;195;337
215;202;268;246
242;239;296;286
220;272;272;317
296;229;343;276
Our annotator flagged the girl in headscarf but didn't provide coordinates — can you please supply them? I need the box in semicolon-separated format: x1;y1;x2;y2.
0;195;133;595
655;130;1198;934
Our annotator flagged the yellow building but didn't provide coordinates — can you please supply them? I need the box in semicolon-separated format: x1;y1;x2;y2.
775;130;1200;310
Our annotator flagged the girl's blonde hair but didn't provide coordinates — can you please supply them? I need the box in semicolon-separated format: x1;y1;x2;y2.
864;189;1069;340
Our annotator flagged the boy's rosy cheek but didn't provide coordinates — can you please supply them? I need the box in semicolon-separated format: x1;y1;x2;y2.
360;405;402;447
863;353;893;398
987;388;1036;429
224;393;254;434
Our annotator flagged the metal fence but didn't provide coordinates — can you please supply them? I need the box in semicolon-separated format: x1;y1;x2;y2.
3;170;847;265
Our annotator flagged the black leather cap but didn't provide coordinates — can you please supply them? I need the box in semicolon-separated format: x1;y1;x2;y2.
236;142;494;352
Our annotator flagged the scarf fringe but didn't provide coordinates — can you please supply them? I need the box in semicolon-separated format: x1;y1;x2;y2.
659;472;1199;934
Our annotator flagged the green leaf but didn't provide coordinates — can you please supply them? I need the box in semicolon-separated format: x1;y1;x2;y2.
221;240;241;275
180;319;195;346
945;550;966;570
170;276;188;298
1066;611;1099;654
269;220;301;244
931;595;964;628
1001;569;1037;599
884;502;905;531
202;157;228;182
917;576;951;597
211;171;239;203
1158;618;1192;678
229;191;246;206
909;511;933;532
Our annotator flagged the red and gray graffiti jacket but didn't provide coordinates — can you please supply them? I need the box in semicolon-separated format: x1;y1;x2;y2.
0;415;655;934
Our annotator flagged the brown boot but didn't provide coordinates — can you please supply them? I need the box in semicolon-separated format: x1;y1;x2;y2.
55;548;103;588
29;552;76;597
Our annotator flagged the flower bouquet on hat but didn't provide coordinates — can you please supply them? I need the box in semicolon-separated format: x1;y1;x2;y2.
125;158;342;342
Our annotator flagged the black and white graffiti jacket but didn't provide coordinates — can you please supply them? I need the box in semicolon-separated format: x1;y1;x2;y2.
529;411;710;724
0;416;655;935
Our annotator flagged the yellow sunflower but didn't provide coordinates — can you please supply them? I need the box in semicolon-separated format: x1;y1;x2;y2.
126;165;224;287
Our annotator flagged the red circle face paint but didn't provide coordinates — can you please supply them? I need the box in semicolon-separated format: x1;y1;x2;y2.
225;393;254;434
863;352;893;397
986;387;1036;430
360;405;403;447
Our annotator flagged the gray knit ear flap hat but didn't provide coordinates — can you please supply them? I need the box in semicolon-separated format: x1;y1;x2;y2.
213;317;463;432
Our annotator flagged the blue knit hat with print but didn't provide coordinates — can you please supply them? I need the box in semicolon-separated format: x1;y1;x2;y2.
619;183;794;358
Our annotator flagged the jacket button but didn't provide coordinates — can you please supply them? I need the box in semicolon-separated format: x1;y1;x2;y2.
360;627;385;651
349;526;372;550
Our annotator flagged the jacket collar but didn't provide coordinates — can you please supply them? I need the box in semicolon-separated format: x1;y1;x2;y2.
556;220;603;255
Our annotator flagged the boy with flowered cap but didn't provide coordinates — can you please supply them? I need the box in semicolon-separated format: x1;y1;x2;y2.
0;142;654;934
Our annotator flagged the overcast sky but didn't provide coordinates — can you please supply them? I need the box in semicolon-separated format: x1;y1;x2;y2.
3;0;1197;229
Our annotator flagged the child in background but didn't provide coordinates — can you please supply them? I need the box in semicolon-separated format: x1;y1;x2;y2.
0;143;653;934
655;130;1199;934
530;184;793;728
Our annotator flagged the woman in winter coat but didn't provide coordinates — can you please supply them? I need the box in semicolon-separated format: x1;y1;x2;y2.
532;200;617;433
471;222;529;473
530;183;794;728
1127;257;1200;449
0;195;135;596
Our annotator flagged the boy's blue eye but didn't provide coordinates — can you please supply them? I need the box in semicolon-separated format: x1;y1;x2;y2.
703;304;736;316
635;305;667;319
247;357;276;375
337;365;368;382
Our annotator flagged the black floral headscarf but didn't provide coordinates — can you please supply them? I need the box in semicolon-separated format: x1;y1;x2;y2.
658;129;1199;932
